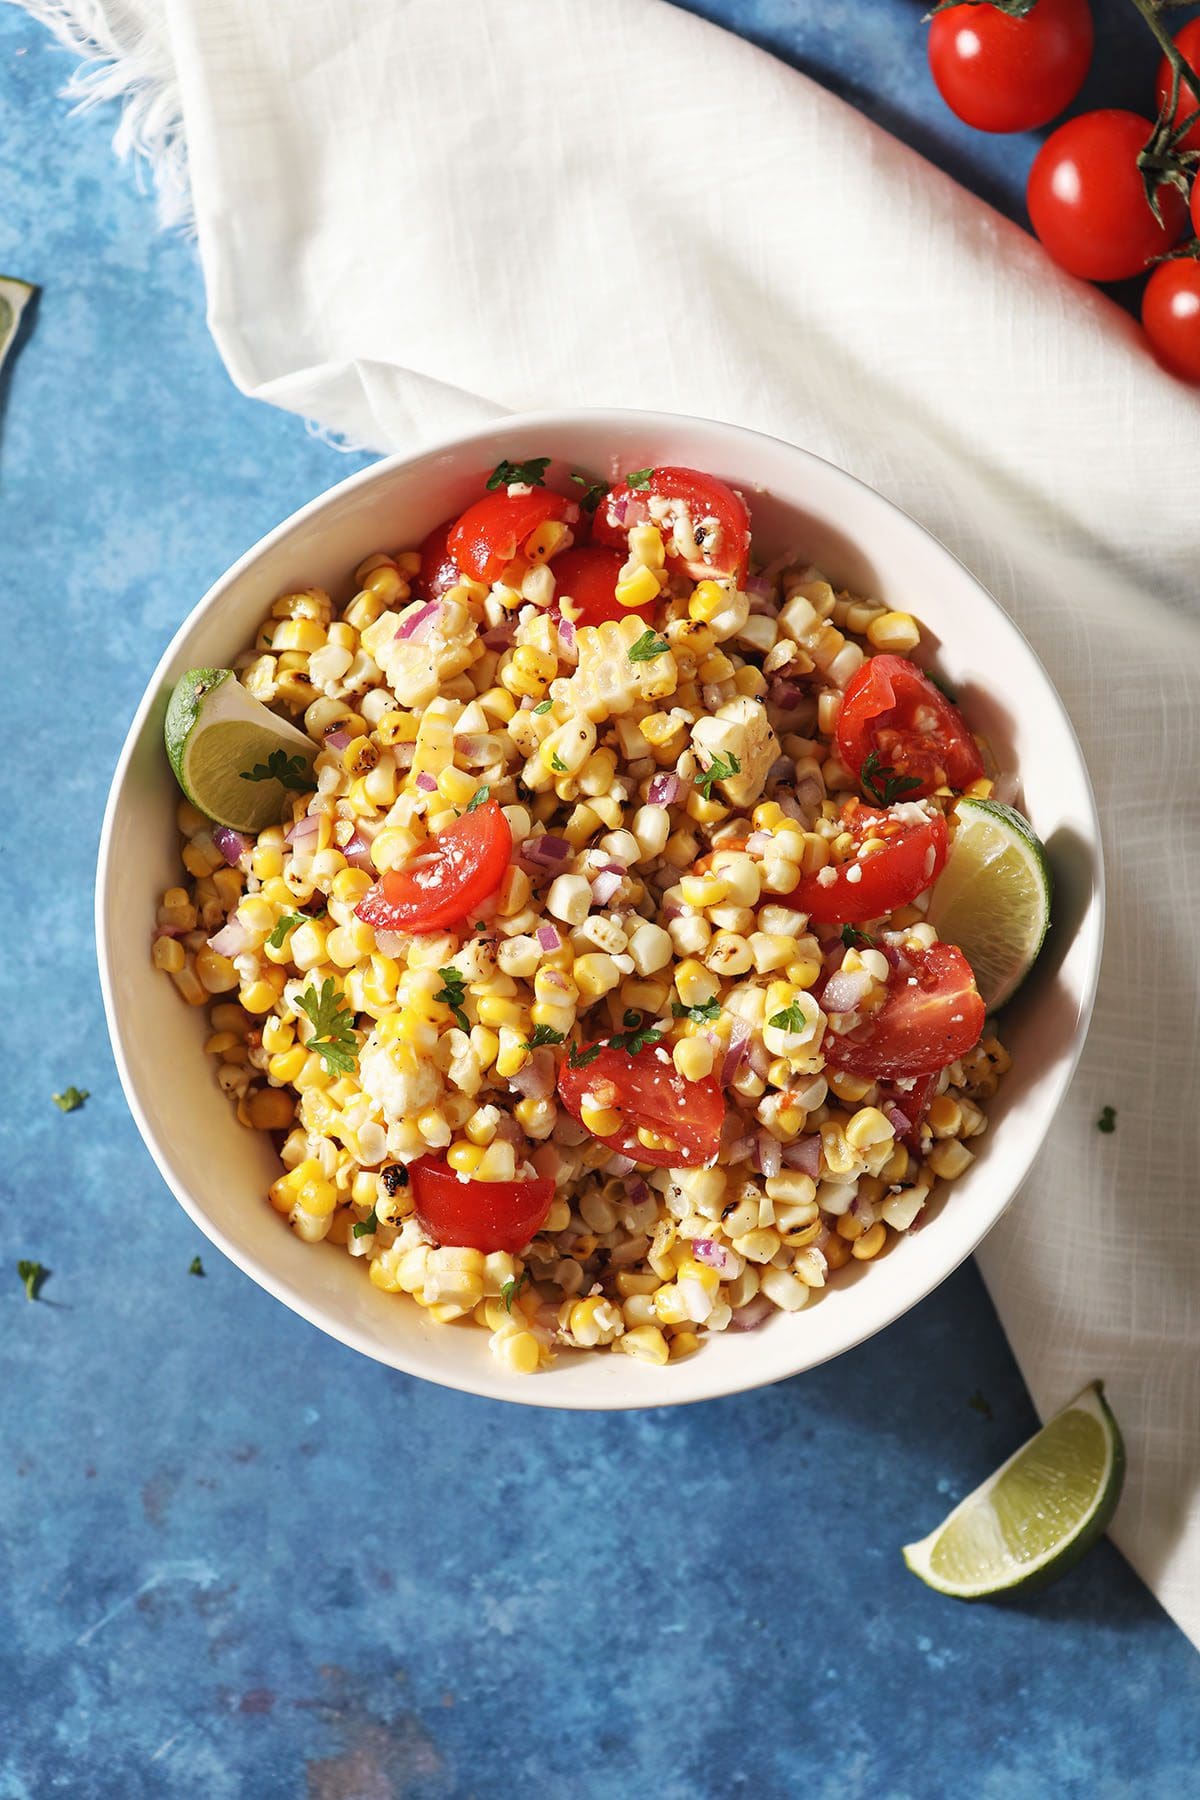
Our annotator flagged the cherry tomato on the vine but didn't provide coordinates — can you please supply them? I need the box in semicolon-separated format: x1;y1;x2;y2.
1154;19;1200;156
1142;259;1200;387
1026;111;1189;282
928;0;1093;135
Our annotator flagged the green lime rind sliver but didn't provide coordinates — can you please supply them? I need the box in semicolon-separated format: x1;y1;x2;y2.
164;667;318;833
0;276;37;374
902;1383;1124;1601
927;797;1053;1013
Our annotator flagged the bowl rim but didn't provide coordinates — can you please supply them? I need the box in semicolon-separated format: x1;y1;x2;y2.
95;405;1105;1409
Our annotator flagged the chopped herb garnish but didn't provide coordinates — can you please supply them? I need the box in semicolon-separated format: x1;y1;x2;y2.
352;1207;379;1239
381;1165;409;1195
17;1260;47;1302
526;1024;565;1050
672;999;721;1023
769;1003;811;1034
607;1010;665;1057
967;1388;994;1420
1097;1106;1117;1134
568;1041;603;1070
239;748;315;793
52;1086;88;1113
860;748;923;807
486;457;550;491
533;699;554;715
464;785;490;814
296;978;359;1075
626;468;653;489
188;1256;205;1277
841;925;875;950
268;911;307;950
435;967;470;1032
549;751;568;773
570;473;608;513
628;629;671;664
695;751;740;801
501;1270;531;1313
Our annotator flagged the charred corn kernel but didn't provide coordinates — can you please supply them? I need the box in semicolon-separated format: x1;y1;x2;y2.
673;1037;715;1082
927;1094;962;1138
503;646;557;700
844;1107;895;1153
240;978;280;1014
828;1069;873;1104
765;1171;817;1207
339;735;377;777
153;936;185;974
689;580;727;623
619;1324;670;1365
615;564;662;610
669;1330;701;1360
376;709;418;747
674;958;719;1009
573;953;621;1002
852;1221;888;1261
247;1087;295;1132
580;1100;622;1136
268;1046;308;1085
866;610;921;654
927;1140;974;1180
491;1329;541;1374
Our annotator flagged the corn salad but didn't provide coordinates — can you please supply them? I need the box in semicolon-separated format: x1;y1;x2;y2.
156;458;1010;1374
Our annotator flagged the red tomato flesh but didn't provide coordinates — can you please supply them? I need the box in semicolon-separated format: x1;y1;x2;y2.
1155;20;1200;155
792;804;948;925
835;656;984;800
557;1040;724;1168
549;546;650;628
594;466;751;585
410;1157;553;1254
448;487;574;585
1026;111;1188;283
822;943;985;1079
1142;258;1200;387
413;516;461;601
355;801;513;935
928;0;1092;135
876;1073;940;1151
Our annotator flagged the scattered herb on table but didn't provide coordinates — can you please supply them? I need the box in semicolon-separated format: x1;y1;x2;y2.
1097;1105;1117;1134
52;1086;88;1113
17;1260;47;1302
188;1256;206;1277
967;1388;994;1420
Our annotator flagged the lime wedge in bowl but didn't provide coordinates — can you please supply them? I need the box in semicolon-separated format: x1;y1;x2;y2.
164;668;317;832
927;797;1052;1011
903;1383;1124;1600
0;276;36;375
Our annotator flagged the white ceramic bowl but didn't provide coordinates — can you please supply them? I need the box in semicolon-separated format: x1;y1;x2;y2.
97;410;1103;1409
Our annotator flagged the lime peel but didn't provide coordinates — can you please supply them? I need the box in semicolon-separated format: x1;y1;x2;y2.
927;796;1052;1012
164;667;317;832
0;277;37;375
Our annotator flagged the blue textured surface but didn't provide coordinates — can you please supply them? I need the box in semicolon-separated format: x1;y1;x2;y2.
2;5;1197;1796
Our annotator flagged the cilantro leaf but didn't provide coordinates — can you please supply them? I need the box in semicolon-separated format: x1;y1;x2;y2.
486;457;550;491
1097;1106;1117;1135
549;751;568;773
239;748;315;792
695;751;740;801
17;1260;47;1302
533;699;554;715
568;1041;603;1069
435;967;470;1032
625;468;653;489
297;978;359;1075
188;1256;205;1277
352;1207;379;1239
52;1086;88;1113
841;925;874;950
860;749;923;808
610;1010;665;1057
268;911;307;950
628;629;671;664
464;785;490;814
526;1024;565;1050
501;1270;531;1313
671;999;721;1023
570;473;607;513
769;1003;811;1034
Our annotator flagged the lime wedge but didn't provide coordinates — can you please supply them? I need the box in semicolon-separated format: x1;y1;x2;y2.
927;797;1052;1011
903;1383;1124;1600
164;668;317;832
0;276;36;375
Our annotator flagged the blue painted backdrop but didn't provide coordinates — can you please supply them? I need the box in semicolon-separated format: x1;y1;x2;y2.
1;4;1195;1796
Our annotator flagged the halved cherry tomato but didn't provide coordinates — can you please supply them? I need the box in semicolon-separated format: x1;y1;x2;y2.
593;466;751;584
557;1040;724;1168
409;1157;553;1254
836;656;984;800
822;943;985;1079
793;804;948;925
549;546;651;628
413;517;461;601
876;1073;939;1151
355;801;512;935
447;487;575;585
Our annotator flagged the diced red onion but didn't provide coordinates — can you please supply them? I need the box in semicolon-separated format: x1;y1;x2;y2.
591;870;623;906
823;969;873;1014
284;814;321;846
610;495;629;526
883;1103;913;1136
207;917;254;957
756;1131;783;1178
152;924;188;941
373;928;405;957
522;834;571;867
342;829;375;871
647;772;685;807
325;728;351;751
721;1019;751;1084
508;1048;556;1101
775;791;809;823
767;756;795;782
211;824;253;865
768;678;805;711
481;624;514;650
556;616;576;655
415;771;438;793
692;1238;738;1277
745;573;774;599
536;924;561;952
745;830;772;855
747;1038;773;1079
726;1135;755;1165
625;1177;651;1205
702;683;726;712
796;776;824;810
607;1152;637;1177
781;1135;822;1176
729;1293;774;1332
396;600;441;641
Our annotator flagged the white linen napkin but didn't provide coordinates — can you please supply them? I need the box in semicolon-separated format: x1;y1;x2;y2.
21;0;1200;1640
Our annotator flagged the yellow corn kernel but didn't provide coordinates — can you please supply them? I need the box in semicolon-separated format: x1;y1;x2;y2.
376;709;418;747
615;564;662;610
261;1013;294;1056
866;610;921;655
927;1094;963;1138
674;958;719;1009
689;580;727;624
493;1027;530;1082
268;1046;308;1085
491;1329;541;1375
852;1221;888;1261
297;1176;338;1218
673;1036;715;1082
627;522;666;570
580;1100;622;1137
447;1141;485;1176
618;1324;670;1366
680;873;729;909
927;1140;974;1181
477;686;518;724
568;1295;624;1347
828;1068;874;1104
195;948;238;994
432;766;475;809
652;1284;691;1326
573;953;621;1003
152;936;185;974
475;994;524;1031
844;1107;895;1153
502;645;557;700
668;1330;701;1360
247;1087;295;1132
685;791;729;827
639;711;686;751
239;979;280;1015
